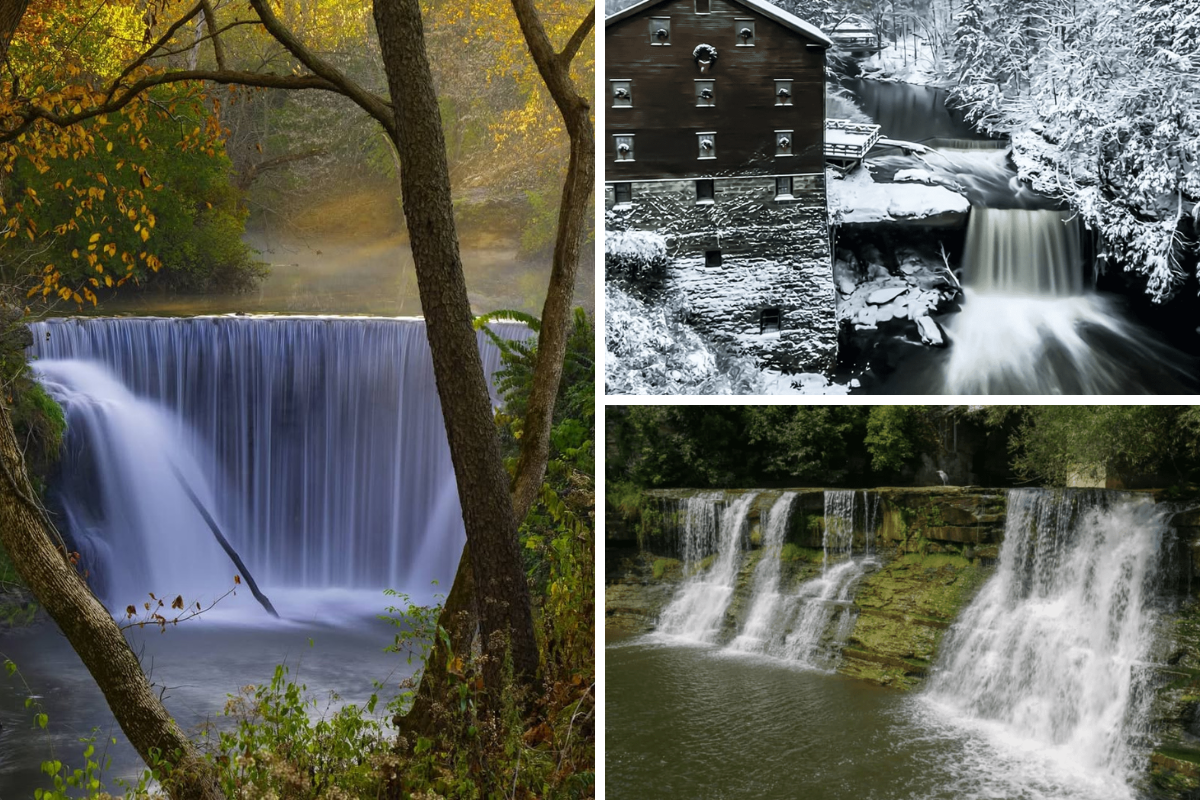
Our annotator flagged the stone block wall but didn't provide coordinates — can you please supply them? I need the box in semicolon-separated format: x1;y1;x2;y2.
606;174;835;373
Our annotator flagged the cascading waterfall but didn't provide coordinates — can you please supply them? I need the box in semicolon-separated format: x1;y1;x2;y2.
29;316;527;609
776;490;875;667
868;142;1189;393
823;489;856;568
725;490;878;669
925;489;1168;793
727;493;797;654
656;493;758;644
962;208;1083;296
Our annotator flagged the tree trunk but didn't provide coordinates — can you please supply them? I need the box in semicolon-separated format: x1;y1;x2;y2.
0;0;30;63
371;0;539;692
396;544;477;738
0;400;223;800
507;0;595;524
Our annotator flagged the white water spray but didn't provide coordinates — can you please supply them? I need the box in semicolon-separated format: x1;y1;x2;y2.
657;493;758;644
35;360;241;609
925;489;1168;794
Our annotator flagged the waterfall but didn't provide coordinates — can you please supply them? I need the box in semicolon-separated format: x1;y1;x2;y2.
726;490;876;669
727;493;797;654
28;316;527;608
962;208;1084;296
926;489;1168;791
656;493;757;644
823;489;856;569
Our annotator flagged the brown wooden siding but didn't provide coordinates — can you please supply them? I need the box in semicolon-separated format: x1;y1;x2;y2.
606;0;826;180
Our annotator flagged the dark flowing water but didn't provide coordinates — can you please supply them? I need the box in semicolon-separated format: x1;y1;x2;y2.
840;79;1197;394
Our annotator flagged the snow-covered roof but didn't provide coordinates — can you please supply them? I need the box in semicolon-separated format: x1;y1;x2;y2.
605;0;833;48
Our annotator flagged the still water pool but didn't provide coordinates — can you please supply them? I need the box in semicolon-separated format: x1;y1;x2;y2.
606;632;1145;800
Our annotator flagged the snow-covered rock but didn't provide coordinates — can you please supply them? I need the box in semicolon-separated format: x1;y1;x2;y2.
867;286;907;304
894;168;936;184
828;166;970;225
914;314;945;346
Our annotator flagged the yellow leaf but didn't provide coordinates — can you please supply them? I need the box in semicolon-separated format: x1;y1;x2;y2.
88;232;100;243
104;275;112;287
140;227;149;242
106;141;113;153
71;249;79;259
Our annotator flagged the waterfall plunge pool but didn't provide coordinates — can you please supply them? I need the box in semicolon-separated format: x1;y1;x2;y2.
607;633;1144;800
0;315;527;795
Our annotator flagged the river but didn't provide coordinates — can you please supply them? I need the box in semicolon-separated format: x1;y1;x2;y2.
837;78;1197;394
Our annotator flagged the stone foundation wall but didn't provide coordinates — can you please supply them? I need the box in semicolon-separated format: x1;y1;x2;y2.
605;175;835;373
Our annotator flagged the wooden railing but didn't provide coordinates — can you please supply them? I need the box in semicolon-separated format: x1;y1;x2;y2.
824;119;882;160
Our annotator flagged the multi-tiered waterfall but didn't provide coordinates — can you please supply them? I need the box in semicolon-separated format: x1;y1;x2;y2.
657;490;879;670
924;489;1169;796
29;316;526;613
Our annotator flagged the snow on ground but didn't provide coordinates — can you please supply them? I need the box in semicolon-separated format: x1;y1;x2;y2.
855;34;948;87
834;249;959;346
605;283;768;395
759;369;854;395
827;165;969;224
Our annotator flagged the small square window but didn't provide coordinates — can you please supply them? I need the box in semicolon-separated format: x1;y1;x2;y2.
611;80;632;108
705;249;722;267
775;79;793;106
760;308;782;334
649;17;671;45
695;80;715;107
697;133;716;159
696;179;714;201
614;183;632;205
696;0;710;12
614;135;634;162
735;19;755;45
776;131;793;156
775;176;793;198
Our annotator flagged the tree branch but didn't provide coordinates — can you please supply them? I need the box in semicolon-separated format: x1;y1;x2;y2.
559;9;595;68
0;70;348;145
247;0;395;139
200;0;226;72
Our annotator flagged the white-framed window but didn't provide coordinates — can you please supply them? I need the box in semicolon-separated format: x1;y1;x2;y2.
696;0;711;13
613;182;633;206
760;308;782;334
697;132;716;159
775;79;793;106
695;80;715;107
776;130;793;156
775;176;794;199
611;80;632;108
735;19;755;46
696;179;715;203
614;134;634;161
649;17;671;44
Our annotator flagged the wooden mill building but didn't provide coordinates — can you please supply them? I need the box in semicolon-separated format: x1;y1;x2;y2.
605;0;837;375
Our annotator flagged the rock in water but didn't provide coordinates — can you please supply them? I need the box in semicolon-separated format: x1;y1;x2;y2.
915;314;945;346
867;286;907;305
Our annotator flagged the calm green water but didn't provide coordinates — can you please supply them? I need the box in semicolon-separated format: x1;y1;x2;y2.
605;633;1146;800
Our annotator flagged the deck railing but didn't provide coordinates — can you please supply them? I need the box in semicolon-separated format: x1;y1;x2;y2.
824;119;882;160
